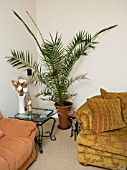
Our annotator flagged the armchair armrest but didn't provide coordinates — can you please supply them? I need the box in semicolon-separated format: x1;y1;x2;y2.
76;95;102;131
76;102;92;130
0;112;3;120
0;118;36;138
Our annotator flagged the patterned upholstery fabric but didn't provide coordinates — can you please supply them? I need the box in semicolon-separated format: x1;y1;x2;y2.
76;95;102;131
78;127;127;169
78;127;127;156
78;145;127;170
100;88;127;124
75;102;92;130
76;94;127;170
87;98;126;133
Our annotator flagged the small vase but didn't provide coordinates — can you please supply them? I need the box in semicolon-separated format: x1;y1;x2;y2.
18;95;25;114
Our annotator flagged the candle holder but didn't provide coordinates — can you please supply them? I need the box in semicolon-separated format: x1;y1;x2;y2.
26;98;32;112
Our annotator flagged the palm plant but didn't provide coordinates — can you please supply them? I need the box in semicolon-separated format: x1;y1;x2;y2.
6;11;117;107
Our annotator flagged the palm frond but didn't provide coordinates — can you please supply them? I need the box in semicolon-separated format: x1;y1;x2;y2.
70;73;88;83
13;10;42;52
6;11;117;106
6;50;33;69
66;31;86;55
41;33;65;68
26;11;44;43
92;25;117;40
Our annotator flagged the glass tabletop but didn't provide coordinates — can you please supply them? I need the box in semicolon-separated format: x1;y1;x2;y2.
9;107;58;122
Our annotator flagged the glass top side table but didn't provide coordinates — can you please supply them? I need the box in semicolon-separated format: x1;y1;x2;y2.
9;107;58;153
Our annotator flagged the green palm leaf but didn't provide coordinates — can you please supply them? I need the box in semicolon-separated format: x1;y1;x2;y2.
6;10;117;106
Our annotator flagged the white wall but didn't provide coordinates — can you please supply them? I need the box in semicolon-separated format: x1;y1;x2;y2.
36;0;127;110
0;0;37;117
1;0;127;117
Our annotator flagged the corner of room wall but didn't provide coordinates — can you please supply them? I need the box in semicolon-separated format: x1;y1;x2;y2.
0;0;37;117
1;0;127;116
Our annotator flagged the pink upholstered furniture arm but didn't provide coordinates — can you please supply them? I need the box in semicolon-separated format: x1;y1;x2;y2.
0;112;3;120
0;118;36;138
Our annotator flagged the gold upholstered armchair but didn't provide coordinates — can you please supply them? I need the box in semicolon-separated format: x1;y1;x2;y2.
76;89;127;170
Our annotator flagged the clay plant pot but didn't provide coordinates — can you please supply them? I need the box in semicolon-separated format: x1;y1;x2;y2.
54;101;73;129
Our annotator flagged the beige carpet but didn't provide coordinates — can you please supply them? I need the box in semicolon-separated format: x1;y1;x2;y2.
28;119;106;170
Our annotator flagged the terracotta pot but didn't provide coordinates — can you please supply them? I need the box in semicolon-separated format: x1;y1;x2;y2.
55;101;73;129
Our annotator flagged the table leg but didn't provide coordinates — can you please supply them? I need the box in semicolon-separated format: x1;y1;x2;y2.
43;117;56;141
35;117;56;154
35;124;43;153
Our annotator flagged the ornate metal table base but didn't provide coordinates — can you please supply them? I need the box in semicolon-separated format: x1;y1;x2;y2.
35;117;56;153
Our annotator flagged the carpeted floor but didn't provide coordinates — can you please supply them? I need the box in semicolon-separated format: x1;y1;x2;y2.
28;118;106;170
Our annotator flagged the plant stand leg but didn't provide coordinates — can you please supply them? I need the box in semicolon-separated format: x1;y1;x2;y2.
69;117;74;137
75;121;79;141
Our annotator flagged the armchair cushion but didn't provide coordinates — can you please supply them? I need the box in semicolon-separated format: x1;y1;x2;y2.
0;118;36;138
78;126;127;157
100;88;127;124
0;136;33;170
87;98;126;133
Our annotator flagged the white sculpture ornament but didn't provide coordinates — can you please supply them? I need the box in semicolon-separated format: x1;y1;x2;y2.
12;77;28;114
